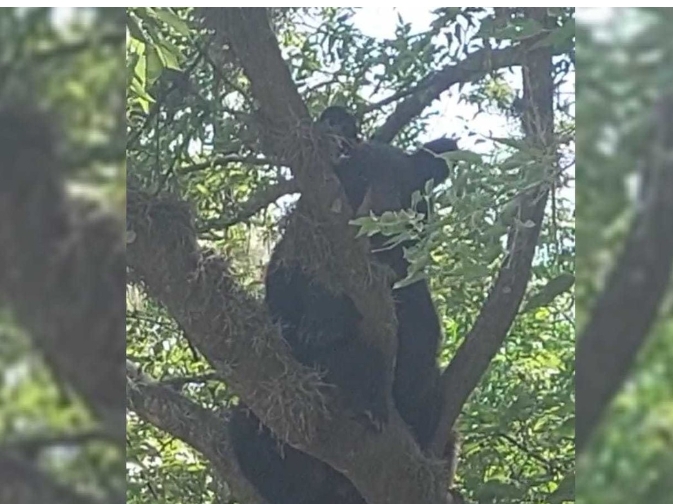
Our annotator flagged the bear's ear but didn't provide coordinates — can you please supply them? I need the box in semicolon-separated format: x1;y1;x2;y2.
411;136;458;187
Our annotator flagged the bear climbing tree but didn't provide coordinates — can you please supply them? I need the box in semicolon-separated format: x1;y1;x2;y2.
230;106;459;504
126;7;571;504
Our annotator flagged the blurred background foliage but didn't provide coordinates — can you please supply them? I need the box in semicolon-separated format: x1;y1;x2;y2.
126;8;574;504
0;6;125;503
577;8;673;504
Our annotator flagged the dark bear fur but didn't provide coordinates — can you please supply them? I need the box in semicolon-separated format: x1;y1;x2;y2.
229;410;363;504
229;107;458;504
318;105;360;150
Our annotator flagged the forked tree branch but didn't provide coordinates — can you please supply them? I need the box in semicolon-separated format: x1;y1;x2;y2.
126;362;265;504
373;29;567;144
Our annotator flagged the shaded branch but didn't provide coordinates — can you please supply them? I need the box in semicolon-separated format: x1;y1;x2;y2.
200;178;299;231
373;34;566;144
430;8;555;456
127;49;206;149
364;85;420;115
227;178;298;225
198;8;342;211
126;362;265;504
576;93;673;454
0;107;125;442
181;154;276;175
497;432;556;474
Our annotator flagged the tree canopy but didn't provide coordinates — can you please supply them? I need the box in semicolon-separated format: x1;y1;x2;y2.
125;7;574;504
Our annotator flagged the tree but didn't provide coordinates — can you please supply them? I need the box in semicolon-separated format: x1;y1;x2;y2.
126;8;574;504
576;8;673;503
0;7;125;504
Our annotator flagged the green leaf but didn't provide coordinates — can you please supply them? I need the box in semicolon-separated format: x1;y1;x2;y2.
522;273;575;313
158;38;184;68
549;472;575;503
145;45;163;85
394;270;426;289
156;42;182;71
151;8;191;37
440;149;483;165
532;17;575;51
491;136;531;151
129;78;154;112
127;13;146;42
491;18;545;41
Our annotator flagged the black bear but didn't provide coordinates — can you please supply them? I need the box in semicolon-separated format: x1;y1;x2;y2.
316;108;457;450
229;106;458;504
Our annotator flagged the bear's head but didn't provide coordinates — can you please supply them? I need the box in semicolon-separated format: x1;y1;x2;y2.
318;106;457;275
318;106;455;218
